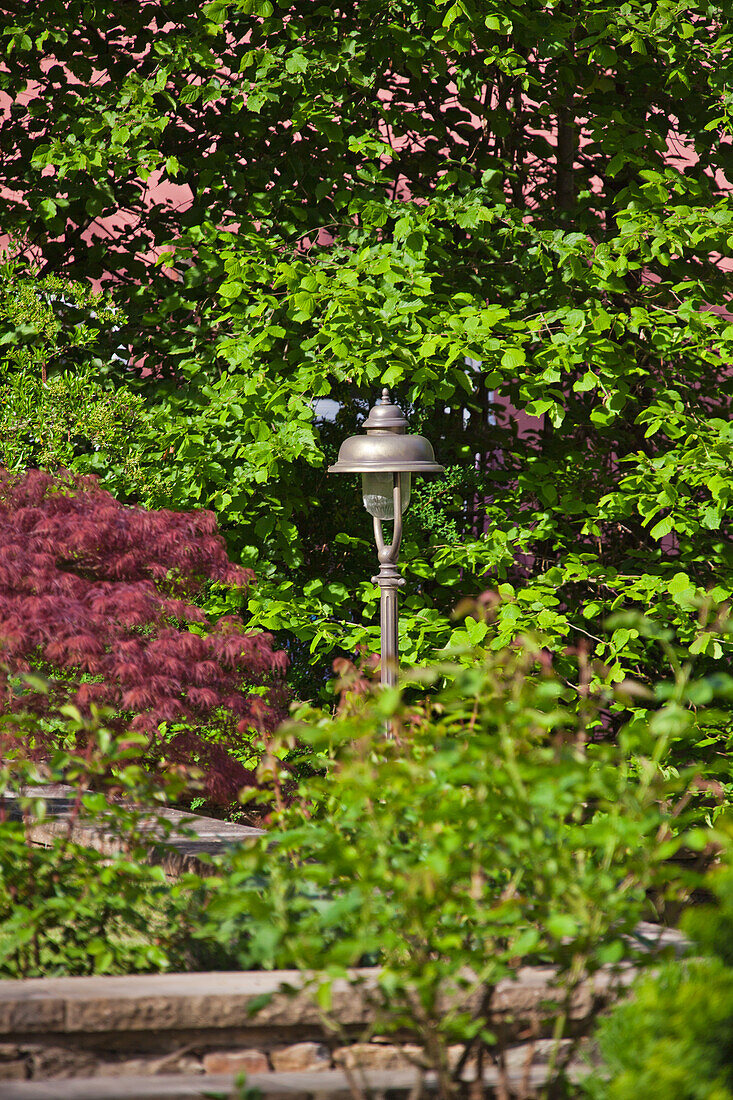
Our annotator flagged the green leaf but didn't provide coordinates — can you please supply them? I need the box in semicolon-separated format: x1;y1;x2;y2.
649;516;673;540
442;3;464;29
668;572;692;597
501;347;526;369
546;914;578;940
286;52;308;74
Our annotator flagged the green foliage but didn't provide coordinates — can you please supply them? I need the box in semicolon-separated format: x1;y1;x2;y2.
588;835;733;1100
0;638;716;1100
212;173;733;703
0;700;195;978
190;644;695;1088
0;364;149;498
0;259;122;379
0;260;154;502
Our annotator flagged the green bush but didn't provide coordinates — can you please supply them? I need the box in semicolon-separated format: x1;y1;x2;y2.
588;838;733;1100
0;363;149;500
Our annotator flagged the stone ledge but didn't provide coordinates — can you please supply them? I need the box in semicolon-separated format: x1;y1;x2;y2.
0;923;684;1041
0;969;380;1037
0;963;615;1039
0;935;684;1087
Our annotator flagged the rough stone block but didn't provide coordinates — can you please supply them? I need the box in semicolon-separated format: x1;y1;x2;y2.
203;1049;269;1075
6;997;65;1034
270;1041;331;1072
447;1044;472;1071
29;1045;97;1079
94;1055;204;1077
0;1060;27;1080
65;995;185;1033
334;1042;423;1071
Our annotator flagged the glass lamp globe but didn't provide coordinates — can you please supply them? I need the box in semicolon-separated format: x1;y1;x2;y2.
361;472;411;520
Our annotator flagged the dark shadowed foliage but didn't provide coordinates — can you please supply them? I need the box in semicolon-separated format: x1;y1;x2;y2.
0;469;288;805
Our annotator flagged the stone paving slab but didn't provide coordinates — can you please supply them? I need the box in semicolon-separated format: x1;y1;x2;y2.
0;1063;565;1099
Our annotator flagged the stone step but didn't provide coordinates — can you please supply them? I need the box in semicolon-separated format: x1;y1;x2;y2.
2;785;264;876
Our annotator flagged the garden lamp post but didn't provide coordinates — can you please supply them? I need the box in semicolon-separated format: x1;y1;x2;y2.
328;388;444;687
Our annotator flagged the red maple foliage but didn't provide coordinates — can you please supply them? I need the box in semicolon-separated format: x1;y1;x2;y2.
0;469;288;805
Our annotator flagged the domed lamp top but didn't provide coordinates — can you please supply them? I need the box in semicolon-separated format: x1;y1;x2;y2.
328;388;444;474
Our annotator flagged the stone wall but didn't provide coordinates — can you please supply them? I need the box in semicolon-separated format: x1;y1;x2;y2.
0;960;649;1090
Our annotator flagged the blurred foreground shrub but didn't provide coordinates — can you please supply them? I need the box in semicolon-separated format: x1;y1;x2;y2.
191;644;702;1096
0;641;713;1100
587;828;733;1100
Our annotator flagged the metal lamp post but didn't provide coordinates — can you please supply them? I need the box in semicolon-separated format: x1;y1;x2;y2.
328;388;444;687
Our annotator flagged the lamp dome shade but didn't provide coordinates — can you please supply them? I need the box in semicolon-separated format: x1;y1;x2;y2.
328;432;444;474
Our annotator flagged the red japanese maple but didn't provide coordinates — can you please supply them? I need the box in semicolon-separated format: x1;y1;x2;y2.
0;469;288;805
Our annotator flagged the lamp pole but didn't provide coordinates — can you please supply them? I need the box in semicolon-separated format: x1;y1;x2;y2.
373;473;405;687
328;388;444;688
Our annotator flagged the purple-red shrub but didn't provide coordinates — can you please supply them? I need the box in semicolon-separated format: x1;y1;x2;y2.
0;469;288;805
